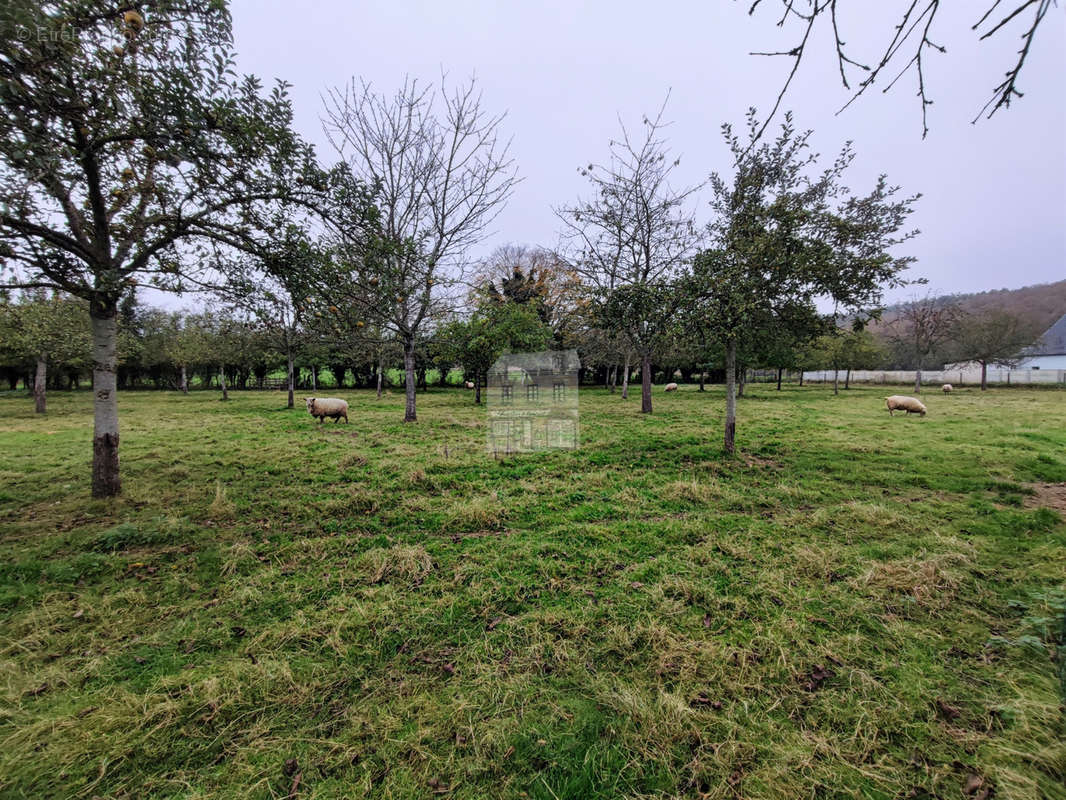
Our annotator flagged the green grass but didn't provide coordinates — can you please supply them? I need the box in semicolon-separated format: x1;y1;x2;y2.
0;384;1063;799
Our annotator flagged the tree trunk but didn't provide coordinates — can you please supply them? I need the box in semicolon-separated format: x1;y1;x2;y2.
845;368;851;390
980;361;988;391
776;366;782;391
608;363;617;393
90;306;121;498
724;340;737;454
311;366;317;392
376;359;384;399
737;365;746;398
640;353;652;414
475;371;482;405
914;368;922;394
220;366;229;401
698;369;705;392
180;364;188;394
799;371;804;387
621;353;631;400
286;349;295;408
403;340;417;422
833;368;839;395
34;356;47;414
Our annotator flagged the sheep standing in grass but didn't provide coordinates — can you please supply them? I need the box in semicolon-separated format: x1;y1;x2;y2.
885;395;927;417
664;382;678;392
305;397;349;424
465;381;475;389
942;383;953;393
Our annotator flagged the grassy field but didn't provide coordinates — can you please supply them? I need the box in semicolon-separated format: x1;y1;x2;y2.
0;384;1063;799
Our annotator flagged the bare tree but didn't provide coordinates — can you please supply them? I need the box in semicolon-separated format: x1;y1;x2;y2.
950;309;1043;389
744;1;1058;139
889;294;962;392
322;75;518;423
557;99;702;414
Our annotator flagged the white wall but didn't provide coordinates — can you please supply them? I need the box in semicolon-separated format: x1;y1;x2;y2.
1017;355;1066;370
801;368;1066;385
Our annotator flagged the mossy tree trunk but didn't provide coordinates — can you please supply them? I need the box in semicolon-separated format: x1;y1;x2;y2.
90;304;120;498
640;354;652;414
724;340;737;454
403;340;416;422
34;356;47;414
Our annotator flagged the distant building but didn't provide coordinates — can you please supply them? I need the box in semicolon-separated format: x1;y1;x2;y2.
1017;313;1066;370
946;312;1066;371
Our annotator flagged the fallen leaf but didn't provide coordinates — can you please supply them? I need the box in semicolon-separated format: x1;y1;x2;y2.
936;698;961;720
803;664;834;692
73;609;84;619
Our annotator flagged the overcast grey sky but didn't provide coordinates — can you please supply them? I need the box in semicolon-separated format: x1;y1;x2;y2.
224;0;1064;306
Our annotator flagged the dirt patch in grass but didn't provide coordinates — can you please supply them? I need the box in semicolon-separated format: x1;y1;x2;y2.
1024;482;1066;512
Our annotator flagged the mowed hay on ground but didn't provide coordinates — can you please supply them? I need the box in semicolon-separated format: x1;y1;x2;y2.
0;385;1064;799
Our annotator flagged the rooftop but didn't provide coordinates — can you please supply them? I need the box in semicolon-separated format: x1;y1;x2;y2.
1028;313;1066;356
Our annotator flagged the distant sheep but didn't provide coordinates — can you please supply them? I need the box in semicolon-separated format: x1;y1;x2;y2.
942;383;953;393
664;382;678;392
464;381;475;389
305;397;349;424
885;395;927;417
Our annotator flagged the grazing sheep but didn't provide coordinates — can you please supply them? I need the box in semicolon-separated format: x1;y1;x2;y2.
664;382;679;392
305;397;349;424
885;395;927;417
942;383;953;393
464;381;475;389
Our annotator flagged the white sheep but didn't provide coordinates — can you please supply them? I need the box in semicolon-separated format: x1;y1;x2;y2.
664;382;678;392
305;397;349;424
885;395;927;417
942;383;953;393
464;381;475;389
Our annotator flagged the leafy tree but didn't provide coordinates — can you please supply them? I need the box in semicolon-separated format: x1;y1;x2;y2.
0;0;324;496
811;327;884;393
227;227;322;408
9;290;90;412
168;313;204;393
439;301;552;404
691;112;918;453
950;309;1043;390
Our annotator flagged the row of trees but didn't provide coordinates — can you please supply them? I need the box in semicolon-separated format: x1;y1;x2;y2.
7;262;1043;414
